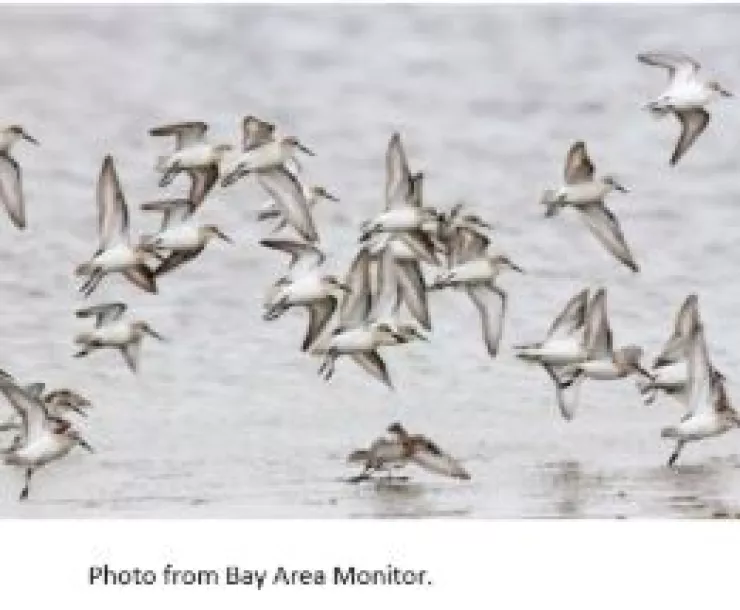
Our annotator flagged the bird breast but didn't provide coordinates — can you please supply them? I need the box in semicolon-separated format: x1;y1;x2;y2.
579;358;621;380
446;259;494;284
169;143;219;168
372;208;423;231
329;328;376;352
155;224;202;250
560;182;609;204
93;244;137;271
8;432;73;467
86;321;135;345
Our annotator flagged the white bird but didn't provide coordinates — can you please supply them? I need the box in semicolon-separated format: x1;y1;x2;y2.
661;323;740;467
257;184;339;233
74;302;165;372
542;141;638;273
150;121;233;187
514;288;591;420
256;167;320;243
0;124;38;229
638;52;732;165
347;422;470;483
139;199;232;276
220;115;314;186
0;378;93;500
75;156;158;296
430;230;523;358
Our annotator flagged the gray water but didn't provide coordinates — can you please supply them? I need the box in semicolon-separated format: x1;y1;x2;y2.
2;4;740;518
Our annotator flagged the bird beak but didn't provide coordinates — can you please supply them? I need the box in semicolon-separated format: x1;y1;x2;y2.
145;326;166;341
297;142;315;156
507;260;525;274
22;131;39;146
636;364;654;380
215;228;233;244
77;437;95;453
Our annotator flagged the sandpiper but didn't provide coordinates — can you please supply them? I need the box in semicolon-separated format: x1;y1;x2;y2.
542;141;638;273
661;323;740;467
638;52;732;165
74;302;165;372
348;422;470;483
258;184;339;234
150;121;233;187
139;199;232;276
0;378;93;500
75;156;158;296
0;124;38;229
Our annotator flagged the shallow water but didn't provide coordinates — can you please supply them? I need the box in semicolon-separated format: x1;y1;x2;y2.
1;5;740;518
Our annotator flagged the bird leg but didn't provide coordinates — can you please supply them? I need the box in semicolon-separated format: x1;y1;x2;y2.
19;468;34;501
667;440;686;468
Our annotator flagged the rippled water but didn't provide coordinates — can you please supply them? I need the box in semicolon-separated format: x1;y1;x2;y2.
1;5;740;517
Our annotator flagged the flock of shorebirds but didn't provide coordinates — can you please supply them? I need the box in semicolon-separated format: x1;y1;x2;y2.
0;51;738;500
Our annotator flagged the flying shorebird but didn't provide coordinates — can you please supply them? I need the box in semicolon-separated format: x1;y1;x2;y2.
74;302;165;372
0;124;38;229
514;288;592;420
429;229;523;358
638;52;732;165
542;140;638;273
139;198;233;276
661;323;740;467
220;115;314;187
150;121;233;188
347;422;471;483
308;247;428;388
559;289;654;392
259;236;326;272
0;378;93;500
257;183;339;234
75;156;158;296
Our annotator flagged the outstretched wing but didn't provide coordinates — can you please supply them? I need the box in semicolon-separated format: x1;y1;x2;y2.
257;167;319;242
564;141;595;185
97;155;130;248
671;109;710;166
0;153;26;229
76;302;127;328
385;132;412;210
546;288;588;341
149;121;208;150
577;201;639;272
637;52;700;82
466;284;506;358
241;115;276;151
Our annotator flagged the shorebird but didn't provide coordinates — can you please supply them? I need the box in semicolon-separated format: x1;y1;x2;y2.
150;121;233;188
220;115;314;186
347;422;470;483
0;378;93;500
75;156;158;296
542;141;638;273
638;294;700;405
661;324;740;467
139;199;233;276
258;183;339;234
309;248;428;388
514;288;591;420
255;167;320;242
429;231;523;357
559;289;653;391
259;236;326;272
263;270;350;352
638;52;732;165
74;302;165;372
0;124;38;229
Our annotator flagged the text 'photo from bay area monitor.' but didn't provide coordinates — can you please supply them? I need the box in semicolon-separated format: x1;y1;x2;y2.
1;4;740;518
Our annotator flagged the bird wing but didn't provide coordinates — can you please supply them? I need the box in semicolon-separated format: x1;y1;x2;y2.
637;52;700;82
451;229;490;265
120;341;141;373
140;198;194;231
412;439;470;479
466;283;506;358
545;288;588;341
584;288;613;359
384;132;412;210
241;115;276;151
654;294;700;366
187;165;219;211
303;298;338;352
259;237;325;270
149;121;208;150
75;302;127;328
154;247;204;276
576;201;639;272
0;379;50;444
0;153;26;229
340;247;373;327
350;351;393;389
685;325;714;419
671;109;710;166
97;155;130;248
564;141;595;185
394;259;431;331
257;167;319;242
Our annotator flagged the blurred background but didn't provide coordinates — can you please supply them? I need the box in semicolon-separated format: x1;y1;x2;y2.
1;4;740;517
